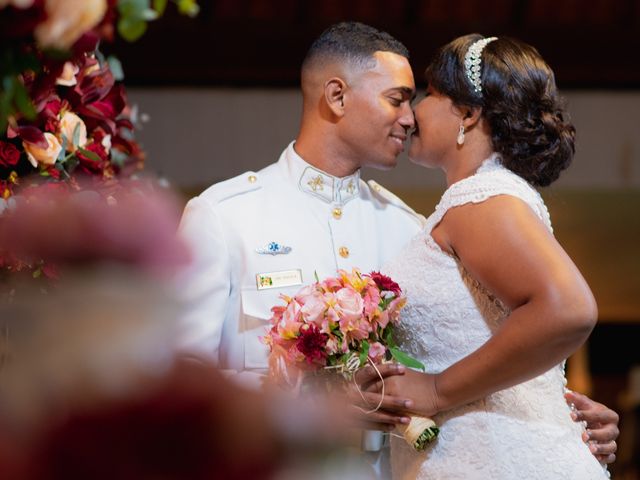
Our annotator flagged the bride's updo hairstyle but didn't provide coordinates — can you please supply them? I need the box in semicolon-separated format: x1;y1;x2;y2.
425;34;575;187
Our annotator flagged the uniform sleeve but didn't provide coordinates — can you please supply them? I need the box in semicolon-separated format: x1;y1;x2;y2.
175;196;231;364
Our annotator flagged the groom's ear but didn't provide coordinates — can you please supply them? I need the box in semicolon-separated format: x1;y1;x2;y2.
324;77;347;117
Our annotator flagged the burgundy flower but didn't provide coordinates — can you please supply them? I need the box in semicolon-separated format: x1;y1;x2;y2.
76;142;109;175
0;141;21;167
296;323;328;365
73;62;115;106
41;98;64;133
369;271;402;296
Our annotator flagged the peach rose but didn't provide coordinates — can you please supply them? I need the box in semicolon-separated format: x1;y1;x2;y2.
34;0;107;50
58;111;87;151
55;61;79;87
23;133;62;167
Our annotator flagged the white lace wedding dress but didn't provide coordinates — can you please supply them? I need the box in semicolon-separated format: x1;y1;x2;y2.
384;156;609;480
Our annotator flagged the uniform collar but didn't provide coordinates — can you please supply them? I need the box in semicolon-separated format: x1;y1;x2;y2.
283;141;361;206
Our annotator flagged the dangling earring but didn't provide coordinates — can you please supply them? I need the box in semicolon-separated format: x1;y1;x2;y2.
456;123;465;145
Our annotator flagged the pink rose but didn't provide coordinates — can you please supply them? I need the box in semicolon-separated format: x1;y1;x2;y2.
22;132;62;167
300;292;328;331
335;286;364;320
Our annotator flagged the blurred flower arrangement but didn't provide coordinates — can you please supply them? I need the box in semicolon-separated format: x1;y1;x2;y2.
0;0;198;281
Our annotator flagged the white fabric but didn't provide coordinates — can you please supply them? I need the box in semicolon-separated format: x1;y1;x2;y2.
177;141;424;388
384;155;608;479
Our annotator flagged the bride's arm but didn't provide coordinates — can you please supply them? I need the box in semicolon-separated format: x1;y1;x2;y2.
422;194;596;415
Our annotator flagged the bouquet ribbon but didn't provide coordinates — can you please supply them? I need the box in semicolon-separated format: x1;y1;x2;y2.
351;358;439;451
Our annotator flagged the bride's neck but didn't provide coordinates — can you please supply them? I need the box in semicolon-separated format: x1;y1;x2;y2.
444;144;494;186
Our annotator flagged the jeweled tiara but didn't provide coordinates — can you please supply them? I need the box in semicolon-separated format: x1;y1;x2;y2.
463;36;498;95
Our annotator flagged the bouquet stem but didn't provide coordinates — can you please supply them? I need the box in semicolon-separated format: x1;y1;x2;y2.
399;415;439;451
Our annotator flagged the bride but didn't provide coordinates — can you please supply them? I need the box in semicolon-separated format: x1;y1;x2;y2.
357;34;611;479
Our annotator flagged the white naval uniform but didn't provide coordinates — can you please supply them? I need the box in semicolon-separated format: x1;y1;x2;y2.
178;141;424;387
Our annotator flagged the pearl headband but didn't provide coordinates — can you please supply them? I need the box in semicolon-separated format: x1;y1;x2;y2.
463;36;498;95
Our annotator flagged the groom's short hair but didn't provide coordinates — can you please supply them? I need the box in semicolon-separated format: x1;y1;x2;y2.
301;22;409;73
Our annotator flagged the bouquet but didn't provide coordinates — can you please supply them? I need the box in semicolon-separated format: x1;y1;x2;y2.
262;268;439;451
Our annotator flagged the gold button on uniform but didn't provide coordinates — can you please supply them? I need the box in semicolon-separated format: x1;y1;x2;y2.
332;207;342;219
248;175;257;183
338;246;349;258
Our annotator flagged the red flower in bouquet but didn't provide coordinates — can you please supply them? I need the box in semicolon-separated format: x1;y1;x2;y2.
296;323;329;366
0;141;20;167
369;271;402;296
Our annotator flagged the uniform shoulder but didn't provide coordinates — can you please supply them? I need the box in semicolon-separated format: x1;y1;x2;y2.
365;179;427;227
198;168;273;205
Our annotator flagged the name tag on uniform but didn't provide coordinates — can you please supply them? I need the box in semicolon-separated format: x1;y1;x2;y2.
256;269;303;290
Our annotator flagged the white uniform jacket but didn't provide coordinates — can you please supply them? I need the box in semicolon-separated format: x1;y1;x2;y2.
178;142;424;383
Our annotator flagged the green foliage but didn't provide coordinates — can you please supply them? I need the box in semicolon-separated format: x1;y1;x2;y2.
389;347;425;371
359;340;370;366
117;0;199;42
0;48;40;133
176;0;199;17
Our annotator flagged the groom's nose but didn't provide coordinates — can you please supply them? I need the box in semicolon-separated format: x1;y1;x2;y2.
398;103;415;130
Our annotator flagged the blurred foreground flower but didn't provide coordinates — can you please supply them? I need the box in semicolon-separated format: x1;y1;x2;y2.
0;183;189;276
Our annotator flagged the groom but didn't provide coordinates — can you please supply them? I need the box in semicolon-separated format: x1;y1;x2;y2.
178;21;618;464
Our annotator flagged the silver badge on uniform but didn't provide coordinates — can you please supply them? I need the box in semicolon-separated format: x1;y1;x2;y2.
256;241;292;255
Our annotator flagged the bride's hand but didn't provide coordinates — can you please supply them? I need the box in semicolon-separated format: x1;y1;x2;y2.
356;364;442;419
343;363;413;430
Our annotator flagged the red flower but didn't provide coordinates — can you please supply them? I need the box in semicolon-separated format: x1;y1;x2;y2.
76;142;109;175
41;98;64;133
369;271;402;296
0;141;20;167
296;324;328;365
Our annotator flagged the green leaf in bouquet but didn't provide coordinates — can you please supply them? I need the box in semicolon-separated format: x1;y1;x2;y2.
118;0;150;16
110;149;128;167
64;156;79;174
118;16;148;42
13;79;36;120
389;347;425;371
359;340;370;366
78;148;102;163
153;0;168;15
107;56;125;82
72;123;82;149
176;0;200;17
383;327;396;348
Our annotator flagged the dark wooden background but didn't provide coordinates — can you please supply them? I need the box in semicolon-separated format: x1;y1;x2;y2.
108;0;640;88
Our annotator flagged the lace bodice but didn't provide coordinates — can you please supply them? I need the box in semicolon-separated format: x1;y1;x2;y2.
384;156;608;479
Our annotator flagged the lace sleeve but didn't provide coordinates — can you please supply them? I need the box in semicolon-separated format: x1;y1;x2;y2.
425;165;553;235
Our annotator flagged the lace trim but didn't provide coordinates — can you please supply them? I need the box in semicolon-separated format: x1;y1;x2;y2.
424;156;552;237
